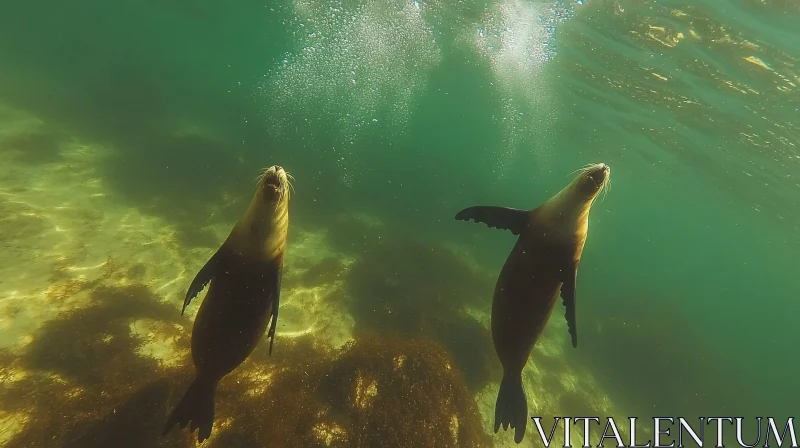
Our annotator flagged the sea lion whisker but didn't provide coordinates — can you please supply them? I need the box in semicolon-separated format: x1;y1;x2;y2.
600;175;611;203
285;173;296;195
255;167;273;189
277;184;288;205
573;164;594;179
254;170;267;185
570;166;591;179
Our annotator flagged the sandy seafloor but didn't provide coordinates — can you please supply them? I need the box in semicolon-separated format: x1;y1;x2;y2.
0;102;642;448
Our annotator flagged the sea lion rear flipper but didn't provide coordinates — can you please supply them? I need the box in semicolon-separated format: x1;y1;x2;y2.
561;266;578;348
181;250;222;316
267;267;282;355
454;206;529;235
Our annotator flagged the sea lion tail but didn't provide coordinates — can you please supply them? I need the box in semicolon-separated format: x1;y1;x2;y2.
163;377;218;443
494;371;528;444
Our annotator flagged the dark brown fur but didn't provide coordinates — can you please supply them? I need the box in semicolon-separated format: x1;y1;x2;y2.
456;163;610;444
492;215;574;374
163;165;291;443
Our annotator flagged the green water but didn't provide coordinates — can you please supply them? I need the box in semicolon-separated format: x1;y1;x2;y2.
0;0;798;446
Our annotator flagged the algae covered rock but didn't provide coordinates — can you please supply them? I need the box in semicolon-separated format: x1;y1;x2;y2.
344;238;500;392
220;335;491;448
0;256;491;448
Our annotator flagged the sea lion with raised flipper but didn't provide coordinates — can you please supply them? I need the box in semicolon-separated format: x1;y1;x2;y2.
455;163;610;444
163;165;293;443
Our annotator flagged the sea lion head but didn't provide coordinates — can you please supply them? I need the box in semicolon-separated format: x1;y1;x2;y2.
256;165;293;207
541;163;610;230
248;165;292;260
572;162;610;203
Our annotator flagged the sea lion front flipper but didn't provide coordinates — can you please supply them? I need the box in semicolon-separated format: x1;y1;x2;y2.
454;206;529;235
182;250;222;316
267;267;282;355
561;266;578;348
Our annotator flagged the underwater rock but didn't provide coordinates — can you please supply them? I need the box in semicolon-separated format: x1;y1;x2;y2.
215;335;491;448
344;238;499;392
0;361;191;448
22;284;187;386
323;212;387;256
1;272;489;448
61;379;172;448
0;130;67;165
0;199;48;250
299;256;348;288
0;282;195;448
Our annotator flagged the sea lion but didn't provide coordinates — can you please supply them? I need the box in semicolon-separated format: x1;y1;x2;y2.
163;165;293;443
455;163;610;444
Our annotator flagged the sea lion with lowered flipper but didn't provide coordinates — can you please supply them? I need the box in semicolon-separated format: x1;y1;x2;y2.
455;163;610;444
163;165;293;443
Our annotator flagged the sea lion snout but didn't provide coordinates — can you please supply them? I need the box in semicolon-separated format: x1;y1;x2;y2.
256;165;292;204
589;163;610;185
572;163;610;200
264;166;285;185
